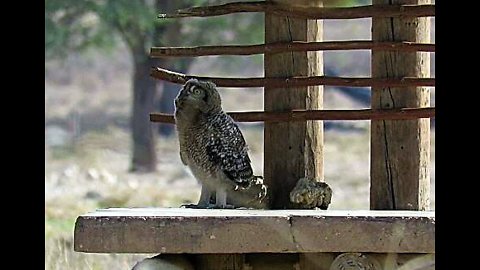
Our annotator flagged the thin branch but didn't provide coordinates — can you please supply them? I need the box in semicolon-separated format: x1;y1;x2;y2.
150;108;435;124
150;41;434;58
150;67;436;88
159;2;435;20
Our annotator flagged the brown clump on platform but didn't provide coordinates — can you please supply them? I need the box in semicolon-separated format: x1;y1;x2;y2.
290;177;332;209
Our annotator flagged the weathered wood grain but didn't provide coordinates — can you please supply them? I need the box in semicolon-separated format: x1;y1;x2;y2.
74;208;435;254
150;67;436;88
370;0;431;210
159;2;435;19
195;254;245;270
264;0;324;209
149;108;435;124
299;253;335;270
150;41;435;58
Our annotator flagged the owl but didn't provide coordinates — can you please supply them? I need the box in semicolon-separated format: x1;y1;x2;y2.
174;78;267;209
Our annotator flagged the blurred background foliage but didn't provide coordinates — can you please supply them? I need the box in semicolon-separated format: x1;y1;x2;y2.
45;0;378;172
46;0;268;172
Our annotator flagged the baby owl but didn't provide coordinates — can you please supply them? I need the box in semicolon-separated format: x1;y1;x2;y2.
174;79;267;209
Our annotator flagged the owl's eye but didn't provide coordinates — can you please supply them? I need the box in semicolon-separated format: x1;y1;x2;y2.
193;88;202;95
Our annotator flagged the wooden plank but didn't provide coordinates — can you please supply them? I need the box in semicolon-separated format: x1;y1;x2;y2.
370;0;431;210
264;0;323;209
299;253;335;270
246;253;299;270
195;254;245;270
150;41;435;58
159;2;435;19
74;208;435;254
150;67;436;88
291;214;434;253
149;108;436;124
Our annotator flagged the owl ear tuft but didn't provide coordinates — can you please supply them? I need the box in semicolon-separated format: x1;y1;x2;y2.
185;78;199;84
205;81;217;89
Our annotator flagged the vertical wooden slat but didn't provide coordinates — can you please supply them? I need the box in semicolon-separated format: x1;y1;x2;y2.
299;253;335;270
264;0;324;209
370;0;431;210
195;254;245;270
246;253;299;270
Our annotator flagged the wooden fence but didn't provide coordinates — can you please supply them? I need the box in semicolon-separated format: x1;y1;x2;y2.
148;1;435;124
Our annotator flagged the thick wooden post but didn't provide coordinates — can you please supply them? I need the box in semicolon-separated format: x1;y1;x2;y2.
264;0;324;209
196;254;244;270
370;0;431;210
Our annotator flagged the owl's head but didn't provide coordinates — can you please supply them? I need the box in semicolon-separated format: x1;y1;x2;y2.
174;79;222;115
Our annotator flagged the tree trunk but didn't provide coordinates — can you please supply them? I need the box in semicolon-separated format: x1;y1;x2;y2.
130;49;158;172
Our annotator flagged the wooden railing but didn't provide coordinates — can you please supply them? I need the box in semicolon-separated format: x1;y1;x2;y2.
158;2;435;19
149;1;435;124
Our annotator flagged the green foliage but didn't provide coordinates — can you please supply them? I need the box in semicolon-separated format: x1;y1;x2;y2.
46;0;162;59
46;0;373;60
45;0;114;59
94;0;158;49
46;0;266;61
45;216;75;239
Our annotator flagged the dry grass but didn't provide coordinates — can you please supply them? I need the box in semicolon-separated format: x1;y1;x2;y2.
45;131;201;270
45;237;148;270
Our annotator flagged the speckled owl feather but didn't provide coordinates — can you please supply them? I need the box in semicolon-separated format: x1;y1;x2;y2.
205;113;252;188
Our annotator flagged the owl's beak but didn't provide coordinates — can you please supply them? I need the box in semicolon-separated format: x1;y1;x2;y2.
175;89;188;108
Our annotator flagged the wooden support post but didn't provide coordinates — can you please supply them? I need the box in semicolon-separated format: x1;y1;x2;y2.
370;0;431;210
299;253;335;270
246;253;299;270
264;0;324;209
195;254;244;270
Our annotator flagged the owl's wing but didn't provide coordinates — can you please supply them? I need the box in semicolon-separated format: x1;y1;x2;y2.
179;151;187;165
178;141;188;165
206;121;253;188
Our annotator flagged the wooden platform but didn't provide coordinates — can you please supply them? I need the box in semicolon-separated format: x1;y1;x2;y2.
74;208;434;254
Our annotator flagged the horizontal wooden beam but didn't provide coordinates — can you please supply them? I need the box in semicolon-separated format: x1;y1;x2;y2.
150;108;435;124
159;2;435;19
74;208;435;254
150;67;435;88
150;41;435;58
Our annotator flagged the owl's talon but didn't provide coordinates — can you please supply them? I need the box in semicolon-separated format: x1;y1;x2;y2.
207;204;236;209
181;203;206;209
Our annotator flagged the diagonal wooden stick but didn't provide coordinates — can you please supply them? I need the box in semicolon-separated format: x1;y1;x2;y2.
150;108;435;124
150;41;434;58
150;67;435;88
159;2;435;20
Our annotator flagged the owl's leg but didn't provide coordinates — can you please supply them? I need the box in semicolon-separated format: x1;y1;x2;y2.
197;185;212;207
215;188;227;208
213;188;235;209
181;185;211;208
